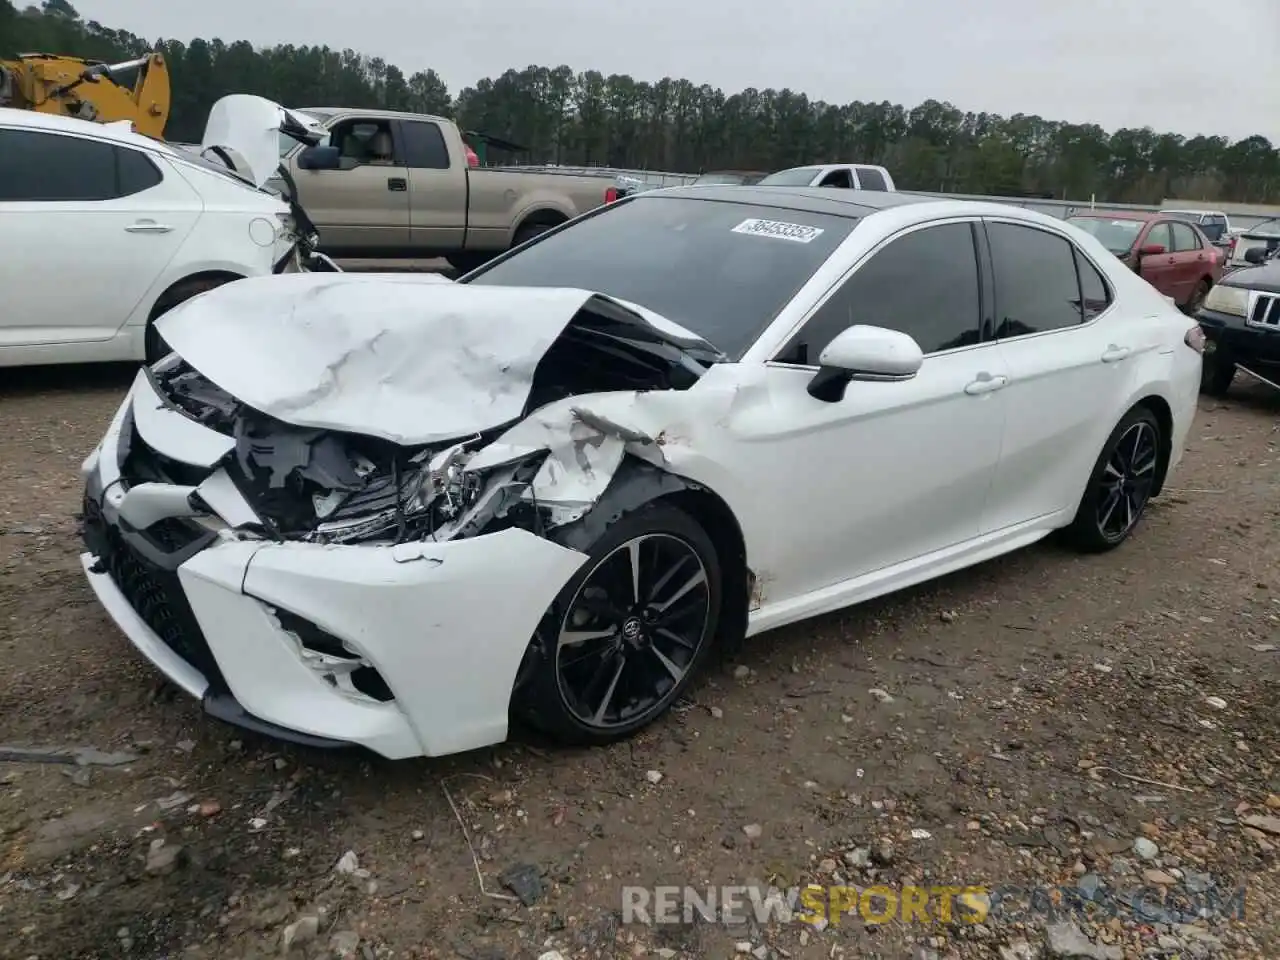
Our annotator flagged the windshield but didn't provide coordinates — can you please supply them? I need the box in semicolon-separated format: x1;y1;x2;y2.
278;110;329;156
1245;217;1280;237
1067;217;1143;254
757;167;822;186
464;195;857;359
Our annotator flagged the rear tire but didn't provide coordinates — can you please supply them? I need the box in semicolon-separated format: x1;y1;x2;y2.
1063;406;1162;553
512;503;722;746
145;276;236;364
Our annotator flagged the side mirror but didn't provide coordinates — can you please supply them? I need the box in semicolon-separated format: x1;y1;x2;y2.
807;325;923;402
1244;247;1267;265
1138;244;1166;256
296;145;341;171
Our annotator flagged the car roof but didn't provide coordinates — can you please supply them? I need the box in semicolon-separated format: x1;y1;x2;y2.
298;105;450;124
0;106;178;155
638;184;934;219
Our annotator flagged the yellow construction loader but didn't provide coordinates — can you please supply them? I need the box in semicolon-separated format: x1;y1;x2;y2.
0;51;170;138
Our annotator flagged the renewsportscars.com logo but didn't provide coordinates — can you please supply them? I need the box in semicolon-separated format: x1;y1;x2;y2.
621;883;1248;927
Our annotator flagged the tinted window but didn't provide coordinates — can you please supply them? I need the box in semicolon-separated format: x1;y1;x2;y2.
465;196;857;359
1170;222;1201;251
757;167;822;186
0;128;118;201
856;167;888;191
400;120;450;169
1074;248;1112;320
117;147;163;196
1144;222;1173;251
818;169;853;188
1200;221;1225;241
776;222;981;364
987;221;1084;337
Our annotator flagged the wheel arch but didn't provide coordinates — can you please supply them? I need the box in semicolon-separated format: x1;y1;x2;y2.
1130;394;1174;497
549;459;751;653
148;269;246;320
509;207;570;245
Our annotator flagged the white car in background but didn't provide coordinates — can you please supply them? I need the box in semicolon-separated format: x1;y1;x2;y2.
0;96;328;368
757;163;897;191
80;188;1202;760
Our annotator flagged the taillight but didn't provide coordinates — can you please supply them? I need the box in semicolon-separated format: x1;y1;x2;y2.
465;145;479;168
1185;325;1206;353
604;187;619;203
1228;236;1237;255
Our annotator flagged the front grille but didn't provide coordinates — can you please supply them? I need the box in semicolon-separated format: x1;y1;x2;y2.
85;496;226;691
1249;293;1280;328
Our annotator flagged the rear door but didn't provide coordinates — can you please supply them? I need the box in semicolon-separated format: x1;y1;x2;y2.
980;218;1129;530
397;118;468;252
1169;221;1209;300
1137;221;1178;298
0;127;199;346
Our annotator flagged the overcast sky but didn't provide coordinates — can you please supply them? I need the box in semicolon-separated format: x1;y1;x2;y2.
75;0;1279;143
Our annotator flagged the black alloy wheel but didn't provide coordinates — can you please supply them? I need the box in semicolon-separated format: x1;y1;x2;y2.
515;503;722;744
1065;406;1163;552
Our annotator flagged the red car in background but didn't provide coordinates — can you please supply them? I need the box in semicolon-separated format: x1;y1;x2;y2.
1066;211;1224;313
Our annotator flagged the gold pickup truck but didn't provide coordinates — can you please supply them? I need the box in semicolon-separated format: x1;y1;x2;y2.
276;107;614;272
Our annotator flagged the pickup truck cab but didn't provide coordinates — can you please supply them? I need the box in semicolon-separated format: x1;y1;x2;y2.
757;163;896;191
277;107;613;270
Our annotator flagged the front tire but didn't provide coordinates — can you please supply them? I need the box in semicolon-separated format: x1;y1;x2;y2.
513;503;722;746
1064;407;1162;553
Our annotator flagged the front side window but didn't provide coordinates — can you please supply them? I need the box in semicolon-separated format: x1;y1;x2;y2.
775;222;982;364
1144;222;1174;251
986;221;1086;337
465;196;858;359
0;128;118;201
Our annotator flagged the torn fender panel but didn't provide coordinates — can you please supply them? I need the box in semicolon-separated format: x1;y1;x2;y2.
155;276;700;447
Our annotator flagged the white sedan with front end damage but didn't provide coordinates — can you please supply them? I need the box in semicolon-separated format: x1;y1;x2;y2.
79;187;1204;759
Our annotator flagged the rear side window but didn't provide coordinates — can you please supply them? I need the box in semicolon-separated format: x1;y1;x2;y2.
0;128;162;201
986;221;1085;337
1170;222;1201;251
1074;249;1112;320
117;147;163;197
856;167;887;191
776;222;981;362
399;120;451;169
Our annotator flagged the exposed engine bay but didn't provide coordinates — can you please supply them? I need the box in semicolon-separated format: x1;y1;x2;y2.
144;299;719;546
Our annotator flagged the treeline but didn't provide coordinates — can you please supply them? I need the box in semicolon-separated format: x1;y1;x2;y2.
4;0;1279;204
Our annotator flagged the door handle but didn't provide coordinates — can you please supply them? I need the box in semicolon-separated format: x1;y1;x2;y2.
964;373;1008;395
125;220;173;233
387;177;407;192
1101;345;1131;363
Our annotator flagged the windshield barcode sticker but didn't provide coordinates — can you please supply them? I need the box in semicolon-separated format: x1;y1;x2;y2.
731;218;824;243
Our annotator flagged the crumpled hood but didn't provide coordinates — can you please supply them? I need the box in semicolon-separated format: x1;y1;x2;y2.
154;273;713;446
201;94;327;188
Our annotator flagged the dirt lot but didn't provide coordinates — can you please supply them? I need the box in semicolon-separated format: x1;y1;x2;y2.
1;365;1277;960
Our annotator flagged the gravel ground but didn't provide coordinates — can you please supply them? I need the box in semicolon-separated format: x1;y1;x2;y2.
1;364;1277;960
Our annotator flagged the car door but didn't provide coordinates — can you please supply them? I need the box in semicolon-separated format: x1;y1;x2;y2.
978;218;1130;531
397;118;469;252
288;115;410;252
1136;221;1178;298
755;220;1007;599
1169;221;1208;299
0;126;199;347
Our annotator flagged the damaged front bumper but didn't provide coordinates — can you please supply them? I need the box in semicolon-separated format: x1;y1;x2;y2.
80;371;588;759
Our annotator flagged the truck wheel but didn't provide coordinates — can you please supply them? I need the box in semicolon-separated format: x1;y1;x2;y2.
513;221;558;246
1200;357;1235;397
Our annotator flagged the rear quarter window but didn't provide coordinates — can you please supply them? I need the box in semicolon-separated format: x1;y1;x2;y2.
855;167;888;191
